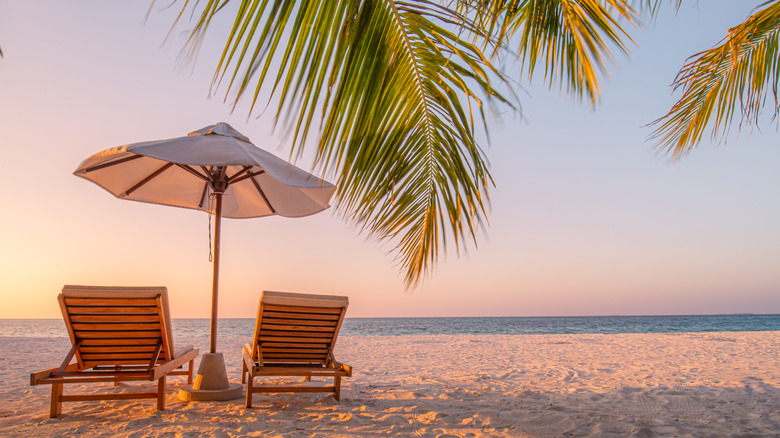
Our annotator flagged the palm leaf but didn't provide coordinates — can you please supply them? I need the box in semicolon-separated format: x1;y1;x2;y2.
168;0;512;287
460;0;638;106
650;0;780;157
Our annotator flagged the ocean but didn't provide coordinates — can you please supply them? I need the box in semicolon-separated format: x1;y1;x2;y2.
2;314;779;338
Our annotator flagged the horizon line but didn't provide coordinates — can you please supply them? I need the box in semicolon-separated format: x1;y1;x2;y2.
3;313;778;320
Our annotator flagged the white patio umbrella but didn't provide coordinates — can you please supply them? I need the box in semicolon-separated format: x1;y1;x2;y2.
74;122;335;400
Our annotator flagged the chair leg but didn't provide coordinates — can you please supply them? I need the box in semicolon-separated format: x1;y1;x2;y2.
245;373;253;409
114;366;121;386
334;376;341;401
50;382;63;418
241;362;246;384
187;360;194;385
157;376;166;411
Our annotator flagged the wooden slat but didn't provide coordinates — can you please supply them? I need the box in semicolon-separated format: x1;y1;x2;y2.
264;352;325;358
74;331;161;339
263;304;342;314
260;342;330;349
256;363;331;368
259;346;324;354
71;323;161;331
259;330;332;338
90;366;150;372
82;359;157;367
260;324;335;332
63;298;158;306
61;393;158;402
259;336;331;344
261;318;338;327
80;346;161;353
261;311;340;321
81;353;157;360
255;367;347;376
263;351;325;362
262;348;328;354
251;386;334;394
51;369;148;377
70;314;160;323
81;338;160;346
67;306;159;314
38;376;150;384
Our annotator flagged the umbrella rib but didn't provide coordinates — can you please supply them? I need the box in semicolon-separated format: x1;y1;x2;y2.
227;166;252;183
125;162;174;196
176;164;210;182
83;154;144;173
231;169;266;185
250;176;276;214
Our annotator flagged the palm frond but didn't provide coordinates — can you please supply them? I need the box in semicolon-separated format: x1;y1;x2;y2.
650;0;780;157
460;0;637;106
510;0;637;105
171;0;512;287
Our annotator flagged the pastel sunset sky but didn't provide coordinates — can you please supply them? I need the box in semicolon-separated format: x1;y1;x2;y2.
1;1;778;319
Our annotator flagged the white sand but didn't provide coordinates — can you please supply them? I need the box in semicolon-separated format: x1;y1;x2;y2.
1;332;778;437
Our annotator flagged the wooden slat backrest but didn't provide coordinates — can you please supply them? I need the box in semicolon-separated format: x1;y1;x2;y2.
253;291;348;365
60;285;175;369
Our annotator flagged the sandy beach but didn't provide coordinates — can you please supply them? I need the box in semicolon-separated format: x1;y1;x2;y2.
1;331;778;437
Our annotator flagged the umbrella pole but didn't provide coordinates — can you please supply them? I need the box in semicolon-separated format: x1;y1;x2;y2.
179;188;242;401
210;192;223;354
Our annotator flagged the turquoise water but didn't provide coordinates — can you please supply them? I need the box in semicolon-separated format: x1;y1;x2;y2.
2;314;779;338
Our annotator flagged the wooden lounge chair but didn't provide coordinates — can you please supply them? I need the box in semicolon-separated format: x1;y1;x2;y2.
241;291;352;407
30;285;199;418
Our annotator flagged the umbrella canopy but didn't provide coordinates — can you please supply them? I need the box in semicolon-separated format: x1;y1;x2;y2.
74;122;334;218
75;122;336;353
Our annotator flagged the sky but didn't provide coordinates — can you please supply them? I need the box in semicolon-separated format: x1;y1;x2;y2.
0;1;778;319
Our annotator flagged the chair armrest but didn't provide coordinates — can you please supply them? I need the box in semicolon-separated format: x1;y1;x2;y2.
30;368;57;386
30;363;81;386
151;348;199;381
174;345;194;358
31;368;55;386
327;348;352;377
242;344;256;375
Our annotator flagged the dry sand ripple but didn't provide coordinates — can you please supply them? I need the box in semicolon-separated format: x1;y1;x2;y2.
0;332;777;437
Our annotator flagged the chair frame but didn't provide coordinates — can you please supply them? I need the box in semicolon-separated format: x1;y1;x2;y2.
30;286;199;417
241;291;352;408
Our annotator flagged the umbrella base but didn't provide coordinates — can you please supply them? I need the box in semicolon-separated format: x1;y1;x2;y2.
178;383;243;401
178;352;243;401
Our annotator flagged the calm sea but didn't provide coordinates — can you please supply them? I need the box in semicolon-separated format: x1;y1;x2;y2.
2;315;779;338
